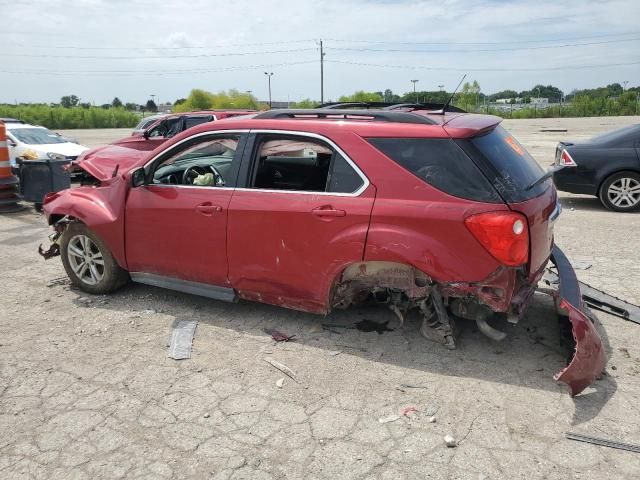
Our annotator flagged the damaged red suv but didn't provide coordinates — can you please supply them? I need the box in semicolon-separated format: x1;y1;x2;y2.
41;105;606;395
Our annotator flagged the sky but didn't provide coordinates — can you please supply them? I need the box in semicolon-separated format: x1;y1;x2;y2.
1;0;639;105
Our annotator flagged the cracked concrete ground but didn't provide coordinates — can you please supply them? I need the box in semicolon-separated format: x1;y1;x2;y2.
2;116;640;479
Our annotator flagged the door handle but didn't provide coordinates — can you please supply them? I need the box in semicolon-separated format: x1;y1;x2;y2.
311;207;346;217
195;202;222;215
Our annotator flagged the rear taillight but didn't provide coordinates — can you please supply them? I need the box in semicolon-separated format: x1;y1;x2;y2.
465;211;529;266
559;149;577;167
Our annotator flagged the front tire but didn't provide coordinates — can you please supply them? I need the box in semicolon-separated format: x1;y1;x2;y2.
60;223;129;294
598;171;640;212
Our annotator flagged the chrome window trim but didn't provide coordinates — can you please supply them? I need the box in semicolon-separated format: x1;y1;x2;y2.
244;129;369;197
141;128;370;197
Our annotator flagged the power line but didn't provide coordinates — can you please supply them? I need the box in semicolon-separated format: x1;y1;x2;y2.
328;37;640;54
0;60;317;76
8;39;315;51
323;31;640;46
327;59;640;72
0;47;316;60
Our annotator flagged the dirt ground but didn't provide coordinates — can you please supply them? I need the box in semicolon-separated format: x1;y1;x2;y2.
2;116;640;479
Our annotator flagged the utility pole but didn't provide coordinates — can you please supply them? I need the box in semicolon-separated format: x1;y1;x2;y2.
319;40;325;104
411;79;419;103
264;72;274;108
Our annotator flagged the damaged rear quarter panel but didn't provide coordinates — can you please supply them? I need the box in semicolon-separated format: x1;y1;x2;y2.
43;175;129;268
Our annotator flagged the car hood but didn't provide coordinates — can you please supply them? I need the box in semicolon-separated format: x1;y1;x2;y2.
20;142;89;158
73;144;149;180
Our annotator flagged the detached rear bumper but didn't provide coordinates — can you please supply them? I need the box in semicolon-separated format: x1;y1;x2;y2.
550;245;607;396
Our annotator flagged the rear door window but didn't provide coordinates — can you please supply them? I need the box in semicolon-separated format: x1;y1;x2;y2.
367;137;501;203
249;135;364;194
462;126;547;202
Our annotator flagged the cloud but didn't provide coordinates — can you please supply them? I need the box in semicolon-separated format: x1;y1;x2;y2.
0;0;638;103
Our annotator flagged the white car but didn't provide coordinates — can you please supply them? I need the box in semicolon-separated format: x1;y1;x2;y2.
5;121;89;166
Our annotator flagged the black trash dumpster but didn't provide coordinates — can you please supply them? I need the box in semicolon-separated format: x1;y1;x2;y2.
17;158;71;209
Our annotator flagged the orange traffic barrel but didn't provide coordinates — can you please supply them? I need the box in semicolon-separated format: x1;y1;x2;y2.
0;121;24;213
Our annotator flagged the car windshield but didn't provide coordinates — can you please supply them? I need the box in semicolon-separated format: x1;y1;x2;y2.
135;116;161;130
10;127;68;145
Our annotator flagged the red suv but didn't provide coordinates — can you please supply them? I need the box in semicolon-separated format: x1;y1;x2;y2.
41;106;605;395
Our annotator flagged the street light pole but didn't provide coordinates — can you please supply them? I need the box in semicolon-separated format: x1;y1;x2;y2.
264;72;274;108
411;79;419;103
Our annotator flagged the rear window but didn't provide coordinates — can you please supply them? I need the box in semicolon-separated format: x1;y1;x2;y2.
367;137;501;203
464;126;547;202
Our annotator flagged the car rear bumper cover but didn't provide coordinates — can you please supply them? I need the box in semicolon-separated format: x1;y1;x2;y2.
550;245;607;395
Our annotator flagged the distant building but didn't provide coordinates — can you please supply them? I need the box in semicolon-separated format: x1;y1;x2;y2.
495;97;523;104
529;97;549;105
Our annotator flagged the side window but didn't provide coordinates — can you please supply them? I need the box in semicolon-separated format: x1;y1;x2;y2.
327;153;364;193
250;135;364;194
367;137;501;203
152;136;240;187
149;118;181;138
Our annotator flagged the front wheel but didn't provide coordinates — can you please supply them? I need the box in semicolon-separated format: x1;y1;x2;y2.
60;223;129;294
598;172;640;212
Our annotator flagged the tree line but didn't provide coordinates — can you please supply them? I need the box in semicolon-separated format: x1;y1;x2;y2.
3;81;638;129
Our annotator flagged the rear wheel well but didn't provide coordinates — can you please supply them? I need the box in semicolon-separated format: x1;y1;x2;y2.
328;260;431;311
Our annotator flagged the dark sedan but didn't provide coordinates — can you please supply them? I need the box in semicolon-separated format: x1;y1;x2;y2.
553;124;640;212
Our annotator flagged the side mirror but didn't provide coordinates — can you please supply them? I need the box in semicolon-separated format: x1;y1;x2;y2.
131;167;146;187
8;139;17;147
142;130;150;139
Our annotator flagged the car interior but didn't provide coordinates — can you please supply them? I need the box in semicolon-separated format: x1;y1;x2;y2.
152;137;239;186
252;138;334;192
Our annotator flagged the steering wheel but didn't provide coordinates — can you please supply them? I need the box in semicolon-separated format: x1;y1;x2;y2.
182;164;224;186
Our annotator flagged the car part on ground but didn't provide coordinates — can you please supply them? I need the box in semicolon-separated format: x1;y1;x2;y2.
41;106;607;394
553;124;640;211
168;320;198;360
545;246;607;396
566;432;640;453
542;269;640;324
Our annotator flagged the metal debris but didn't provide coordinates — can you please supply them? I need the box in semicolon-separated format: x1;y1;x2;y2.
424;404;439;416
399;383;429;390
566;432;640;453
543;269;640;324
401;407;419;417
264;358;298;383
263;328;296;342
46;277;69;287
168;320;198;360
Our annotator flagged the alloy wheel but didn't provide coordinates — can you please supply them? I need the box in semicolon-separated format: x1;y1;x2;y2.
607;177;640;208
67;234;105;285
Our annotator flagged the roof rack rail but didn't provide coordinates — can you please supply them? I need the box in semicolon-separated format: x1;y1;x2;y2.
317;102;396;110
316;101;466;113
254;109;438;125
384;103;466;113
